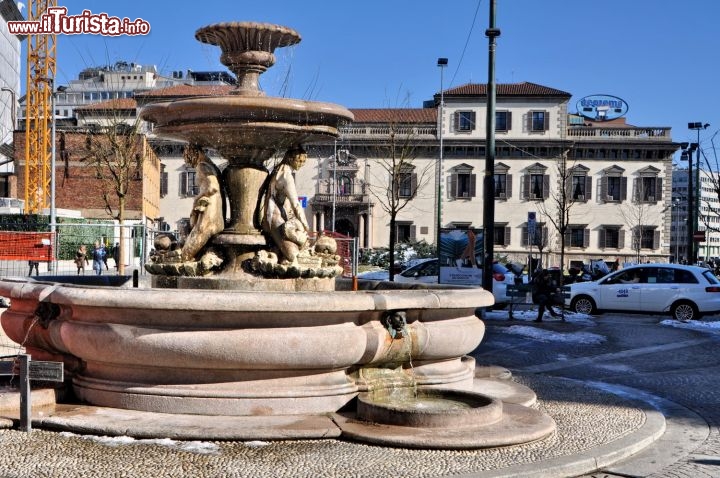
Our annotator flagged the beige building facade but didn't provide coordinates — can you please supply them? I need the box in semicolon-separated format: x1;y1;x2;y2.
298;82;679;269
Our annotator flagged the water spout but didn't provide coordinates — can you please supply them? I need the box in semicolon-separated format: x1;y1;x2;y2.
382;310;407;339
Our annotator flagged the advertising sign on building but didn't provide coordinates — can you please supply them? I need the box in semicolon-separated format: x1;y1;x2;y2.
438;228;484;285
576;94;629;121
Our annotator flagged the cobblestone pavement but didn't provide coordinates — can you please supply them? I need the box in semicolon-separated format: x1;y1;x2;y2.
0;310;718;477
474;312;720;477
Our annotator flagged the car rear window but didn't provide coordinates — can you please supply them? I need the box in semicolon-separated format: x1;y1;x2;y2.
701;270;720;284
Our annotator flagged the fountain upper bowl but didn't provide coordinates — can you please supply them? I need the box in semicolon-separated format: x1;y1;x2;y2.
141;95;354;147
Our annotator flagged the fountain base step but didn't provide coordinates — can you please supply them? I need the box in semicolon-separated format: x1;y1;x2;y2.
33;404;342;440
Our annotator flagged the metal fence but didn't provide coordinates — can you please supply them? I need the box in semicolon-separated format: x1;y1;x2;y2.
0;221;151;277
0;222;358;278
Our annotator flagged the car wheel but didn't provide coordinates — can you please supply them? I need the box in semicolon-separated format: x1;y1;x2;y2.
571;295;596;315
671;301;699;321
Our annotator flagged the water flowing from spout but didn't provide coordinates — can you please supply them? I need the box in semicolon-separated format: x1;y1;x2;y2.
7;316;39;386
401;323;418;399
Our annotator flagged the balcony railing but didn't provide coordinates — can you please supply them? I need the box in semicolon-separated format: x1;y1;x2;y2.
339;124;671;141
312;193;371;204
341;125;437;139
567;126;671;140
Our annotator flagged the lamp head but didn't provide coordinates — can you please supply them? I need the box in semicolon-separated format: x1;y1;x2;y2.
680;142;689;149
689;122;710;130
437;58;448;67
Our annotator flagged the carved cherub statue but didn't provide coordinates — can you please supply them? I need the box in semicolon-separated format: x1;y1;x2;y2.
180;144;226;262
261;147;310;264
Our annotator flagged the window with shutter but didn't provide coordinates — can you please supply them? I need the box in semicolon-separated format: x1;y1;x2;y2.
600;227;621;249
639;227;656;249
493;223;509;246
571;175;587;201
529;174;544;199
397;173;413;198
568;226;589;248
530;111;548;132
454;111;476;132
496;111;511;132
449;167;476;199
493;173;507;199
606;176;622;202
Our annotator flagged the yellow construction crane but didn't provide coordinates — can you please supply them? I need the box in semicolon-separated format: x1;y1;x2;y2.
24;0;56;214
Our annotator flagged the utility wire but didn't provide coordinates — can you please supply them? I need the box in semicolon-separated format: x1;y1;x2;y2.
449;0;483;88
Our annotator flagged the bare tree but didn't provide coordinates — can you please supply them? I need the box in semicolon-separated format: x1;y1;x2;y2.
619;178;662;264
364;122;434;280
536;148;575;279
82;102;149;275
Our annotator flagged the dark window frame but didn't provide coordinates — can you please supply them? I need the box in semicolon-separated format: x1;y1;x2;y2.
454;111;476;132
496;110;512;132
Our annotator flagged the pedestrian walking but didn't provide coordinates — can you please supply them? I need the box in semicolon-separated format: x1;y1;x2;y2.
91;241;106;275
74;245;89;275
113;242;120;270
531;269;562;322
27;260;39;276
102;242;110;270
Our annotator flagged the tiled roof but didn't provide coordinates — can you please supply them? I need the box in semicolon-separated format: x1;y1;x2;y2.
442;82;571;98
75;98;137;111
350;108;436;124
134;84;235;98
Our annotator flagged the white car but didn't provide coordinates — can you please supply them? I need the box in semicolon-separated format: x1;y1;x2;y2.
392;259;526;307
565;263;720;321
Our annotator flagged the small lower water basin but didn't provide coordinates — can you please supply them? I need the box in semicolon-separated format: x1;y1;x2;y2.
357;388;503;429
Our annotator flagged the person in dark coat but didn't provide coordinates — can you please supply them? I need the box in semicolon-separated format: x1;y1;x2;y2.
531;269;562;322
113;242;120;270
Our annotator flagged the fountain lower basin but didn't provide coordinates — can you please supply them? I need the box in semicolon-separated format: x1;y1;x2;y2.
0;278;490;416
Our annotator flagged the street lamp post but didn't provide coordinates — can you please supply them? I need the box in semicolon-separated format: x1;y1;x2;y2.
482;0;500;293
436;57;447;258
673;197;682;263
680;142;698;264
688;122;710;264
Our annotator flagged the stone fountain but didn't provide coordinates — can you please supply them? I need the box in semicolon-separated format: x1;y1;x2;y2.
0;22;555;449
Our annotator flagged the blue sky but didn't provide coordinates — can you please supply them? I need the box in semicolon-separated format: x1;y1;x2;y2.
22;0;720;158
